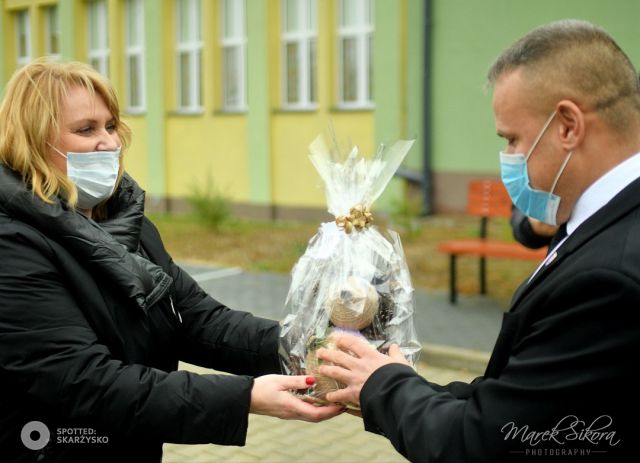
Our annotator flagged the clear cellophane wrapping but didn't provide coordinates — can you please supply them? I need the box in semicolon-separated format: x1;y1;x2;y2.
279;135;421;409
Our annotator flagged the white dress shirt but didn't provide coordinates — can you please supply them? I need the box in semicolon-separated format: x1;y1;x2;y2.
529;151;640;282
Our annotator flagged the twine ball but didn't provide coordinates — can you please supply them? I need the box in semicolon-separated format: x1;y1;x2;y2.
305;341;342;399
328;276;379;330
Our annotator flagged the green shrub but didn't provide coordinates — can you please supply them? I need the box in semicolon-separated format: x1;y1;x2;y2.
186;174;231;230
390;196;423;239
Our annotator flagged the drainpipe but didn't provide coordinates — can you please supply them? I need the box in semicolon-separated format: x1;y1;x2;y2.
422;0;434;215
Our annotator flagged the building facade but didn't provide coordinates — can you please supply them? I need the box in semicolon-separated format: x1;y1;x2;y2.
2;0;640;216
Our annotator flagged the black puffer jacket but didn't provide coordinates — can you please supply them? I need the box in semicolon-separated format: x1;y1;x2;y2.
0;166;281;463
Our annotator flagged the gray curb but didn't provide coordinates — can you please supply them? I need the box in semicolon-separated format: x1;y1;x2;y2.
421;342;490;375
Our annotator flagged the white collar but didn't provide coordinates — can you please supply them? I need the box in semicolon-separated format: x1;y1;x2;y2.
567;151;640;236
528;151;640;283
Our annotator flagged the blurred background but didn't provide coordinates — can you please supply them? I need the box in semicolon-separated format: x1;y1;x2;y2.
2;0;640;303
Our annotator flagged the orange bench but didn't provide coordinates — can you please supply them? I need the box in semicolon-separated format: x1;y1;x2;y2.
437;180;547;304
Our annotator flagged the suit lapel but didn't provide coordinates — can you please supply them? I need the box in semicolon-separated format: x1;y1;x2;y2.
509;176;640;310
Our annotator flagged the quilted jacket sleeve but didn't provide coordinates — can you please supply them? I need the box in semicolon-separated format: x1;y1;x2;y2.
140;218;282;377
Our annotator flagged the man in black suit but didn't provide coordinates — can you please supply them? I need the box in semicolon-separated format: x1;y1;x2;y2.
317;20;640;462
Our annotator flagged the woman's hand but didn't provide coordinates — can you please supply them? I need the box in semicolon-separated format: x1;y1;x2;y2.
316;334;410;406
250;375;344;422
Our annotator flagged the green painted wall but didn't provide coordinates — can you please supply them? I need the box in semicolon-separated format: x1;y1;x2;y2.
405;0;424;172
374;0;402;211
432;0;640;175
374;0;401;145
246;0;271;205
144;0;166;198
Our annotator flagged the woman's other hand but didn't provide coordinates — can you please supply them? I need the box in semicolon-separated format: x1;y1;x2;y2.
250;375;344;422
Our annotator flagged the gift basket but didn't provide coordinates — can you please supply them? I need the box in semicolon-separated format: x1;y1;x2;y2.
279;133;421;408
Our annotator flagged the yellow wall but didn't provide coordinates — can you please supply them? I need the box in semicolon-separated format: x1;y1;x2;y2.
123;115;149;187
166;116;250;199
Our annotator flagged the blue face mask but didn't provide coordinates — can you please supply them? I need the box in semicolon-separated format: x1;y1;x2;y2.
499;111;573;226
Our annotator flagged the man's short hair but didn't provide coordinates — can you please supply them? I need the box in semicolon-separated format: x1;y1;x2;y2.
487;19;640;132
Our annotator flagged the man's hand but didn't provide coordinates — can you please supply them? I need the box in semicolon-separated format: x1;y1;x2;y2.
250;375;345;422
316;334;410;406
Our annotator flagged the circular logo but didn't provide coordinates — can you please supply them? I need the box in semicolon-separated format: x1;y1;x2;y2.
20;421;50;451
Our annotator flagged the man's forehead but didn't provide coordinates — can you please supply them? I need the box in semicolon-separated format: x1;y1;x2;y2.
492;70;526;109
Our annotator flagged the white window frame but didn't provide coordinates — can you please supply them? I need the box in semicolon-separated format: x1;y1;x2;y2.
220;0;247;111
125;0;146;113
281;0;317;109
87;0;109;76
337;0;374;109
176;0;203;113
15;9;31;69
44;5;61;61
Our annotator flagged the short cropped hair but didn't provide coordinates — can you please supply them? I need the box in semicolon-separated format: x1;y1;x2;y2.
487;20;640;132
0;59;131;207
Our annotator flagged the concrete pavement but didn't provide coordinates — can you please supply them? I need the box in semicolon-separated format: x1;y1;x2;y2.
163;362;478;463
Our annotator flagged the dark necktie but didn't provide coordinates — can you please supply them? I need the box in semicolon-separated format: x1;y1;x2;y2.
547;223;568;255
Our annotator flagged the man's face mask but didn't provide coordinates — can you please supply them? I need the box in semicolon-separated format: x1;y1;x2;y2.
499;111;573;226
50;145;121;209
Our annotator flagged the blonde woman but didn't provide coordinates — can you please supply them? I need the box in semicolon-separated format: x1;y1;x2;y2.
0;61;341;463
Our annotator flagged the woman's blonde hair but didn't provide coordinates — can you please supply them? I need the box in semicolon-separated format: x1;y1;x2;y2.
0;59;131;207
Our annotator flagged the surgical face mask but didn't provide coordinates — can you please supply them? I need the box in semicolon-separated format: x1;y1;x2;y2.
499;111;573;226
50;145;121;209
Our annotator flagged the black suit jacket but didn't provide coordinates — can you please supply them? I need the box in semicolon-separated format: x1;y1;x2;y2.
360;177;640;462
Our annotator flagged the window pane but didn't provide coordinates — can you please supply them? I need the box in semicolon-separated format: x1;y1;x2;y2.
365;0;372;26
195;50;202;106
128;55;141;107
126;0;135;46
180;52;190;107
309;38;316;102
342;37;357;102
223;0;236;39
224;47;240;106
341;0;357;27
367;34;373;100
285;42;299;103
308;0;316;30
285;0;299;32
47;6;60;55
194;0;202;41
17;12;28;57
90;57;103;73
88;7;96;48
178;0;190;43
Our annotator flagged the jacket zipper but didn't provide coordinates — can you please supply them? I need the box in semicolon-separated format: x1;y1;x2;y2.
169;296;182;324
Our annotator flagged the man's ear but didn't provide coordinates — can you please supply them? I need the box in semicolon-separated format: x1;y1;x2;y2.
555;100;585;150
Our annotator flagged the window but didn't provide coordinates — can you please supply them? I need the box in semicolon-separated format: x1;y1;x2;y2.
87;0;109;76
44;5;61;60
337;0;373;108
221;0;246;111
176;0;202;112
15;10;31;68
281;0;317;109
125;0;145;112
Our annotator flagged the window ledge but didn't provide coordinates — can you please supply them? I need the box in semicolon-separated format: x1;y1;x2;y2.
213;108;248;116
169;109;205;117
274;105;318;114
331;103;375;112
124;109;147;117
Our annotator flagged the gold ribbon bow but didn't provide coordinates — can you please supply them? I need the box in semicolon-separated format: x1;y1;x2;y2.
336;205;374;234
